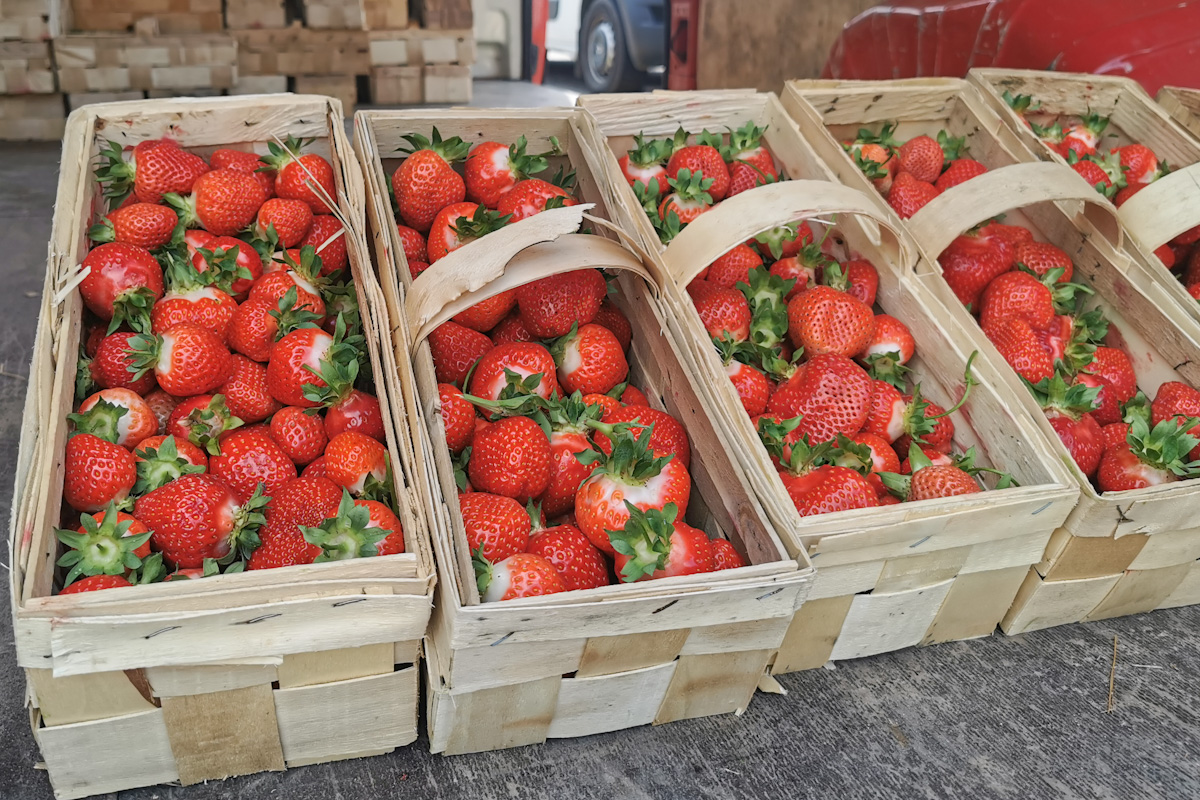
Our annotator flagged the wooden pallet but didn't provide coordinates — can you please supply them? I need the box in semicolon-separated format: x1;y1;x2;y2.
233;25;369;76
579;90;1079;669
53;31;238;93
67;0;224;34
784;77;1200;634
0;0;58;40
354;107;810;753
0;40;55;93
0;93;64;140
10;94;436;798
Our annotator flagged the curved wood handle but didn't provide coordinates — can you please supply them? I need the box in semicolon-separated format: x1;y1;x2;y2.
407;233;654;346
659;180;916;286
1117;161;1200;252
905;161;1123;258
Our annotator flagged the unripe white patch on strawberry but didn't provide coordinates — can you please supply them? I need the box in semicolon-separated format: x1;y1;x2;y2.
480;364;539;399
882;397;907;441
290;270;319;298
482;558;514;602
864;338;911;363
158;331;176;373
346;461;387;494
1129;461;1176;487
725;361;745;380
209;495;238;559
626;162;664;184
303;332;334;374
594;465;679;508
560;339;583;379
172;286;223;304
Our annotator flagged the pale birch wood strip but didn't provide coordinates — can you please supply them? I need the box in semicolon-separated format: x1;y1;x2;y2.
277;642;397;689
35;710;179;799
547;663;677;739
27;668;156;726
922;566;1029;645
1001;569;1122;635
1084;564;1194;622
769;595;855;674
828;579;953;661
144;662;279;698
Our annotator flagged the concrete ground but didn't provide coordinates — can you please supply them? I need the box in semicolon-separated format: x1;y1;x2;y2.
4;81;1200;799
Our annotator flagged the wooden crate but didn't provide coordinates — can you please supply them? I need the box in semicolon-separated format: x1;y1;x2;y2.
0;0;58;40
968;68;1200;331
354;107;811;753
10;94;436;799
363;0;409;30
367;27;473;67
224;0;288;29
294;73;357;115
66;89;143;110
53;32;237;93
305;0;363;29
784;77;1200;634
68;0;224;34
0;40;55;93
409;0;469;29
578;90;1079;669
234;25;369;76
369;64;420;104
229;73;287;94
0;93;64;140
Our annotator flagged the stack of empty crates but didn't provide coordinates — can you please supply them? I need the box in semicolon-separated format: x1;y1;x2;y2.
0;0;64;140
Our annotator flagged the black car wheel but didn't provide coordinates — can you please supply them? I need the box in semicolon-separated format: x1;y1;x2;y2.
580;0;646;92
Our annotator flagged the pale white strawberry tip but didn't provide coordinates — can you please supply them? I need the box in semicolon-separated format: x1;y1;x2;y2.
482;559;513;602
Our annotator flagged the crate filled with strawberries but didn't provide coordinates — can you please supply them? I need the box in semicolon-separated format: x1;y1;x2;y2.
10;95;435;799
579;90;1078;671
784;77;1200;634
354;106;810;754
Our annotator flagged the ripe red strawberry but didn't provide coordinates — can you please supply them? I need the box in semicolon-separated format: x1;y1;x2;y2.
136;473;266;567
324;430;388;494
896;135;944;183
97;138;208;205
852;141;899;193
209;426;297;503
392;128;470;231
467;341;560;409
152;259;240;345
427;202;510;262
978;270;1059;334
92;331;158;395
768;354;873;443
255;197;314;248
900;445;953;474
468;415;552;502
1071;151;1125;198
229;293;315;365
821;259;878;307
935;158;987;191
754;221;812;261
129;323;232;397
979;222;1031;255
71;388;156;450
610;502;714;583
527;522;608;590
706;244;763;290
725;357;771;417
777;450;879;517
515;268;607;339
221;354;283;424
859;314;915;388
438;383;476;453
248;520;320;571
323;389;386;442
710;538;746;570
1150;381;1200;461
266;326;334;407
552;323;628;395
1060;112;1108;158
861;379;908;443
248;247;327;318
169;168;268;237
582;392;621;418
496;177;579;222
838;431;901;479
300;215;347;276
465;137;548;208
289;491;396;563
788;285;875;358
575;426;691;555
80;243;164;332
1031;374;1105;477
428;322;492;386
1097;395;1198;492
620;386;649;406
1115;144;1158;185
267;407;326;465
351;498;406;556
211;148;275;197
987;318;1055;384
893;463;982;500
453;289;516;332
1014;241;1073;282
396;223;429;266
133;434;207;493
888;171;939;218
770;257;813;299
476;552;566;601
1075;347;1136;426
196;235;263;300
619;133;671;195
688;280;751;343
260;136;336;215
89;203;178;250
64;433;137;513
59;574;134;594
592;300;632;352
302;457;328;479
939;231;1014;308
540;414;601;519
595;405;691;467
658;168;714;224
461;491;531;562
667;140;731;201
726;147;778;196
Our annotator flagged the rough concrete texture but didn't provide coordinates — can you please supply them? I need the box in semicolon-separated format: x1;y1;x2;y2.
4;88;1200;799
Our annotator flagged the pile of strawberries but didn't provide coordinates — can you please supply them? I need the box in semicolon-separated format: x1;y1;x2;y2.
844;124;988;219
390;129;747;602
1005;93;1200;287
938;217;1200;492
616;124;1011;518
59;135;404;596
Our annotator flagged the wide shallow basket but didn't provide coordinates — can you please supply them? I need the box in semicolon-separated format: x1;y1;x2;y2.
968;68;1200;333
784;77;1200;634
354;106;810;755
9;95;436;800
578;90;1079;670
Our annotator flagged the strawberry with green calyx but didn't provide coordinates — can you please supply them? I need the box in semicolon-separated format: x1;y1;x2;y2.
80;243;164;335
293;312;366;410
474;548;566;601
714;335;772;416
150;250;241;343
879;443;983;501
1061;111;1111;159
657;168;713;229
76;344;98;402
946;445;1018;489
301;490;389;561
1097;394;1200;491
464;135;557;208
1028;372;1104;477
259;135;337;215
540;392;605;518
95;139;209;207
393;127;472;231
819;258;878;307
1003;91;1038;116
133;435;206;494
56;503;153;586
427;202;512;262
1067;149;1126;199
461;368;553;429
135;477;267;568
755;414;803;469
849;122;901;150
619;133;673;195
67;397;136;448
737;265;795;349
319;278;364;334
723;122;779;196
860;314;915;391
754;221;812;261
864;352;978;450
607;501;714;583
826;433;880;478
936;130;967;169
167;393;243;455
1055;308;1109;376
772;433;879;516
191;244;253;295
165;557;225;581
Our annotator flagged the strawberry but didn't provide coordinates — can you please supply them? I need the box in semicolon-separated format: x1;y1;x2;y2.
980;222;1032;254
787;285;875;358
551;323;628;395
265;326;333;407
527;521;609;590
609;502;713;583
260;136;336;215
97;138;208;205
620;386;649;406
255;197;313;248
688;280;751;343
619;133;671;195
136;474;266;568
574;425;691;556
667;135;731;201
211;148;275;197
515;268;607;339
221;355;283;424
767;354;872;443
538;395;604;518
851;141;899;194
453;289;517;332
717;340;770;416
92;332;158;395
582;392;622;419
151;255;240;344
468;415;552;502
209;426;297;503
1075;347;1136;426
771;436;878;517
1070;150;1125;198
887;172;940;218
246;475;340;570
267;407;325;467
821;259;878;307
1031;374;1105;477
396;224;429;265
167;168;268;237
439;383;477;453
708;538;745;571
393;128;471;231
71;388;156;450
896;135;945;183
1061;112;1109;159
1015;241;1073;282
475;551;566;601
595;405;691;467
724;123;778;196
467;342;560;410
352;498;405;556
461;491;531;562
465;136;550;208
1150;381;1200;462
196;236;263;300
987;318;1055;384
1115;144;1158;185
707;244;763;290
129;323;232;397
769;258;813;300
59;574;134;594
324;430;388;495
89;203;178;250
301;215;347;276
882;447;982;500
836;431;901;480
978;270;1060;333
248;246;328;318
658;168;714;225
939;230;1014;308
859;314;915;389
427;202;510;262
132;434;207;493
291;490;389;561
323;389;386;442
496;177;579;223
935;158;987;191
80;243;164;333
1097;394;1199;491
428;322;493;386
230;289;321;364
592;300;632;352
753;221;811;262
56;504;153;585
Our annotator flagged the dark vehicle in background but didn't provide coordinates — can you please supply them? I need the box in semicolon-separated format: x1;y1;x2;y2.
544;0;665;92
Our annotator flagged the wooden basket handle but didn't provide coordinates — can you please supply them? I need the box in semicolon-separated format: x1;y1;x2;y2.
1116;161;1200;251
905;161;1123;258
406;232;654;347
659;180;916;286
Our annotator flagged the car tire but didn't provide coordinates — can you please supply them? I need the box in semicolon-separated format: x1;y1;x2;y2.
580;0;646;93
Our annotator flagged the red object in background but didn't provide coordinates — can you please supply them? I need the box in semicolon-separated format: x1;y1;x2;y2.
530;0;549;84
824;0;1200;95
668;0;699;90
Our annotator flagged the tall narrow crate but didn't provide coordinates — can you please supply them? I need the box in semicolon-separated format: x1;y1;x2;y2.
10;95;436;799
784;77;1200;633
355;107;811;753
578;90;1079;670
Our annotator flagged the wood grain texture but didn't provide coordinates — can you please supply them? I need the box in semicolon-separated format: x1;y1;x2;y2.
34;709;180;799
